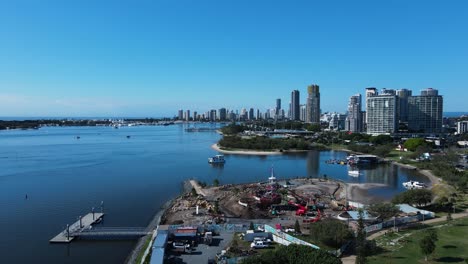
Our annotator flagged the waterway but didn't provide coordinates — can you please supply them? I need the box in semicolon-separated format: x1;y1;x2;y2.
0;124;427;263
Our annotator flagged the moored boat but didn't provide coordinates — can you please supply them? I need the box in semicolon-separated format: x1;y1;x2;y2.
402;181;426;189
208;155;225;164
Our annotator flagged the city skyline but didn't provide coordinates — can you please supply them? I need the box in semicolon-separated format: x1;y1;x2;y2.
1;1;468;117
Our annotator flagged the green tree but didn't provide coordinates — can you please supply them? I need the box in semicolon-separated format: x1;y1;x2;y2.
355;209;368;264
249;221;255;230
367;203;400;221
392;189;433;207
309;219;353;248
294;219;301;234
419;233;436;262
371;145;394;158
241;244;341;264
213;178;220;187
404;138;427;152
369;135;393;145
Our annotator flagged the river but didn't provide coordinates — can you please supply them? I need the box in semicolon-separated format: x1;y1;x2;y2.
0;124;427;263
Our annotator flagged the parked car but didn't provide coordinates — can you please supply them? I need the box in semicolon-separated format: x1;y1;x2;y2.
250;240;269;249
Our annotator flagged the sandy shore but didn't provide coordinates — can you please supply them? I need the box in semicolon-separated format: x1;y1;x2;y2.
392;161;442;187
345;183;389;204
211;144;283;155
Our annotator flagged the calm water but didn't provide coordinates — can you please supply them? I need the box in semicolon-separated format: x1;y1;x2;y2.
0;124;426;263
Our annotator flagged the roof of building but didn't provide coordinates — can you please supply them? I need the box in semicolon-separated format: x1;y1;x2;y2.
153;230;168;248
397;204;434;217
347;210;375;220
149;248;165;264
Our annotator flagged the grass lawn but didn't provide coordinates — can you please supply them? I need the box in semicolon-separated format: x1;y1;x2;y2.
369;217;468;263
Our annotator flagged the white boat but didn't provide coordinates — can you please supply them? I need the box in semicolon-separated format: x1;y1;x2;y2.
348;170;360;177
402;181;426;189
208;155;225;164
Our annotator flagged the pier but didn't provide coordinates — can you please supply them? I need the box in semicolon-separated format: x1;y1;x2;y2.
50;212;104;243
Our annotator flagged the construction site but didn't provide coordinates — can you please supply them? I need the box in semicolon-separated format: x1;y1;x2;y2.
159;169;371;232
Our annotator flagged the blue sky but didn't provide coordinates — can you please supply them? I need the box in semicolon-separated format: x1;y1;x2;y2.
0;0;467;117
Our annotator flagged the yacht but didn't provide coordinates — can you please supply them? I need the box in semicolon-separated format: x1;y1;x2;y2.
208;155;225;164
348;170;360;177
402;181;426;189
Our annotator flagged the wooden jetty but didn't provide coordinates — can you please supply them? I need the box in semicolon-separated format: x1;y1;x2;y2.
50;212;104;243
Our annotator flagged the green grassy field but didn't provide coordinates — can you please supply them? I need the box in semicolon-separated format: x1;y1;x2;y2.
369;217;468;263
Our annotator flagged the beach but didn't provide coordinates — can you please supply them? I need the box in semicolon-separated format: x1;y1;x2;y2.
211;143;282;155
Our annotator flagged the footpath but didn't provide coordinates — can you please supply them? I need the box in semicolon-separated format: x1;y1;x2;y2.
341;211;468;264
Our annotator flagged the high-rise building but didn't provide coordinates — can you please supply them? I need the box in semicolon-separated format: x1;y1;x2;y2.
345;94;362;132
329;113;347;131
365;87;377;124
457;121;468;134
209;109;217;121
219;108;227;121
256;109;261;120
276;99;281;116
381;88;396;95
248;108;254;120
407;88;443;133
397;89;412;123
185;110;190;121
300;104;307;121
291;90;300;121
178;109;183;120
366;93;398;135
306;84;320;124
193;111;198;121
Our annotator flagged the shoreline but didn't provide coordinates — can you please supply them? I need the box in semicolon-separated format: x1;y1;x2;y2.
211;143;309;156
391;161;442;187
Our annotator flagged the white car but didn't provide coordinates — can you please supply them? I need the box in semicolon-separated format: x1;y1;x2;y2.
250;240;269;249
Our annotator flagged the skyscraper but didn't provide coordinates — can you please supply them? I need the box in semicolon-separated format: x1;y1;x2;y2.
396;89;412;123
185;110;190;121
345;94;362;132
366;92;398;135
276;98;281;117
300;104;306;122
291;90;300;121
219;108;227;121
408;88;443;133
178;109;183;120
306;84;320;124
365;87;377;124
248;108;254;120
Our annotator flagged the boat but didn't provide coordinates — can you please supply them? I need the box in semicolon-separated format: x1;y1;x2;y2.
208;155;225;164
348;170;360;177
402;181;426;189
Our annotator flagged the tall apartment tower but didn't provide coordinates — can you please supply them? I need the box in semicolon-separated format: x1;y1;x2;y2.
366;92;398;135
185;110;190;121
178;109;184;120
300;104;307;122
193;111;198;121
408;88;443;133
248;108;255;120
365;87;377;124
219;108;227;121
276;98;281;116
345;94;362;132
291;90;300;121
306;84;320;124
396;89;412;123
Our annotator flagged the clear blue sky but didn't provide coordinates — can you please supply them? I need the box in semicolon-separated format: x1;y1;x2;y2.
0;0;467;117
